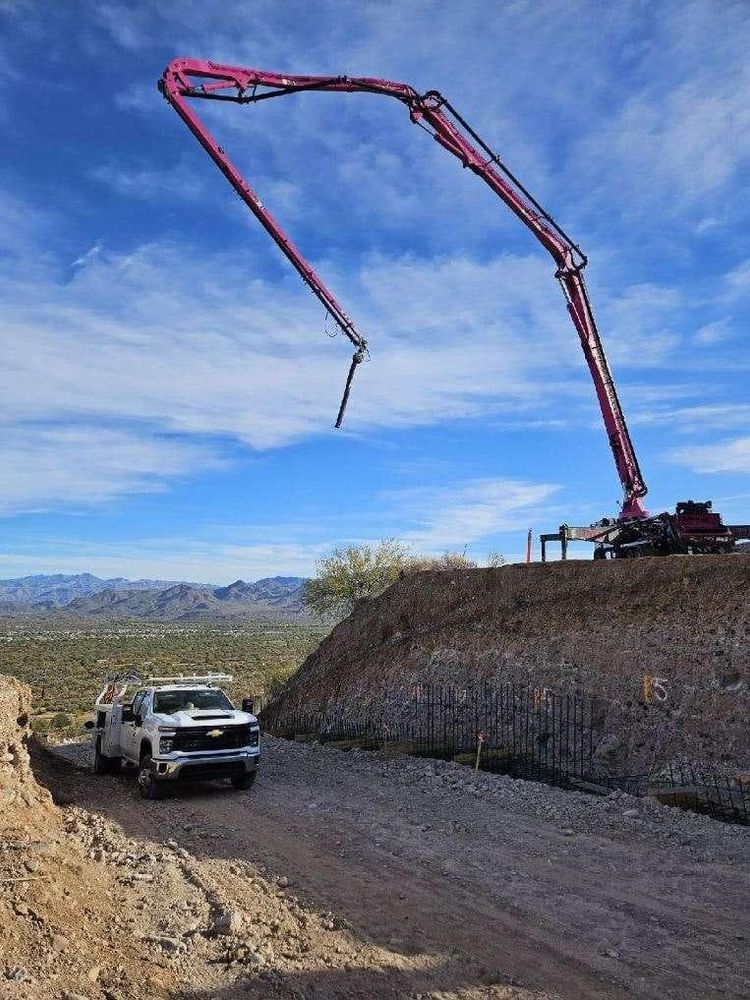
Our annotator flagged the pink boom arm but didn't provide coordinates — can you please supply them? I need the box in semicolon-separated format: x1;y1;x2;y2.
159;58;647;518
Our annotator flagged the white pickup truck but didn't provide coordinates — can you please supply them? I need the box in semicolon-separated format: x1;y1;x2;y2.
86;673;260;799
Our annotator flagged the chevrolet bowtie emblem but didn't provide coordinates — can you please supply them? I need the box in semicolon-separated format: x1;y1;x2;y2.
206;729;224;737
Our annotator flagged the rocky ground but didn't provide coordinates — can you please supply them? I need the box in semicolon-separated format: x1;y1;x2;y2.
11;732;745;1000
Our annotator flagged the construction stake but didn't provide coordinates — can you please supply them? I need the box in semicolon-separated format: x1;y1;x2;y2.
474;731;485;771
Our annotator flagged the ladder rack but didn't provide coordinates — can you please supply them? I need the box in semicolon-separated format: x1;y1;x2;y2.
144;673;234;687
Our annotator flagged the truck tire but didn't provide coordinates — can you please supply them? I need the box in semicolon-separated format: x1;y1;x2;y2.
231;770;257;791
137;753;165;800
94;738;121;775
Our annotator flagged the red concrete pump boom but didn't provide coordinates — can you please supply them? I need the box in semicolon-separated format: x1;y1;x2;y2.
159;59;648;518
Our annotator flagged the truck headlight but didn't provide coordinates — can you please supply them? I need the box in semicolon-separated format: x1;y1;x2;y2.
248;727;260;748
159;736;175;753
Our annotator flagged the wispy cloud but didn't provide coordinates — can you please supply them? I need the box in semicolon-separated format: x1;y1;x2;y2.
722;260;750;302
385;478;561;550
672;436;750;474
0;199;738;515
2;0;748;536
0;425;222;515
571;2;750;217
71;241;103;269
632;403;750;433
695;319;732;345
599;283;683;366
89;162;207;202
0;472;558;579
1;239;587;451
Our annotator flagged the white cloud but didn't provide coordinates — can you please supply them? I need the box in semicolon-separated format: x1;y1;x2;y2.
0;240;588;457
0;425;220;515
71;241;103;269
672;436;750;474
386;478;561;549
2;1;747;524
572;3;750;214
599;283;683;366
722;260;750;302
0;206;720;515
632;403;750;433
0;473;558;579
99;1;750;242
89;161;208;202
695;319;732;345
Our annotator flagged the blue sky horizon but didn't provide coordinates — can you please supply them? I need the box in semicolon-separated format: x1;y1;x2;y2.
1;0;748;583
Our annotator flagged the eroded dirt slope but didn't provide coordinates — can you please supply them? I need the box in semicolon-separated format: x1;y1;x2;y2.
273;556;750;771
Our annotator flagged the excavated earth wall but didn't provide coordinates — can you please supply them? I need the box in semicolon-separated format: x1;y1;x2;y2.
0;675;179;998
0;676;49;813
273;555;750;775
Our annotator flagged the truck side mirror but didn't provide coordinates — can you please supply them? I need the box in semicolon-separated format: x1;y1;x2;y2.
242;697;255;714
83;720;95;731
134;713;143;728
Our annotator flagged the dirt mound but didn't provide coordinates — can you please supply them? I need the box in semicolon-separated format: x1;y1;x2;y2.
272;555;750;772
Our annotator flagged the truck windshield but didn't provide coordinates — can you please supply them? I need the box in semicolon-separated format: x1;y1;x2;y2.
153;689;234;714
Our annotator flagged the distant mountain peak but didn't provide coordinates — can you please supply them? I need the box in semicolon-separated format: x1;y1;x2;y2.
0;572;311;622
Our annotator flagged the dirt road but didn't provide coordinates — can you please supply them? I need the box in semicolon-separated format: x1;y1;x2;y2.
41;737;749;1000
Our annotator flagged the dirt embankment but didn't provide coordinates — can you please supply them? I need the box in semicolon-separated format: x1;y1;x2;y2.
0;675;181;999
273;556;750;772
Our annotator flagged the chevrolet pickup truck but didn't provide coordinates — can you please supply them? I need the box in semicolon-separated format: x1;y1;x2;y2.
86;673;260;799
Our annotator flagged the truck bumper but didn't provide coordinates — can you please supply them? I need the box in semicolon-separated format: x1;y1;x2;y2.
149;750;260;783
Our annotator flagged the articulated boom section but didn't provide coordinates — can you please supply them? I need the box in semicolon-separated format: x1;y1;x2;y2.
160;58;647;515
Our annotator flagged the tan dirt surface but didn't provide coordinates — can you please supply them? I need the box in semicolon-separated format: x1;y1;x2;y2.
273;556;750;772
43;733;750;1000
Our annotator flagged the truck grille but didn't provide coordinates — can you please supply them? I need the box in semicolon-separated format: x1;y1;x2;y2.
172;724;251;753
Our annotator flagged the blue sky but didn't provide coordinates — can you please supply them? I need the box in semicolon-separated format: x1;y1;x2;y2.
1;0;749;582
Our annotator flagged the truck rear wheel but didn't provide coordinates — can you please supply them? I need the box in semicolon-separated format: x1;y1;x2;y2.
137;753;165;800
94;738;120;775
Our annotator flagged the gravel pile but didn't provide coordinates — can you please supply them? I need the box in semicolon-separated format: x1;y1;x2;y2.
50;735;749;863
263;736;750;863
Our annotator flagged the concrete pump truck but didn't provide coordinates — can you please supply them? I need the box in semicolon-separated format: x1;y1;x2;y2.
158;59;750;559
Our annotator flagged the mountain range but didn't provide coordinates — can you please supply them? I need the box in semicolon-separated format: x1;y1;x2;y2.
0;573;309;622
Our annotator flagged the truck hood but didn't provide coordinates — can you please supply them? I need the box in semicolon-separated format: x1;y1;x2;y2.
153;710;258;728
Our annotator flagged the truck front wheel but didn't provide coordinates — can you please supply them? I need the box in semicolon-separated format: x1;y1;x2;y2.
231;770;257;791
137;753;165;800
